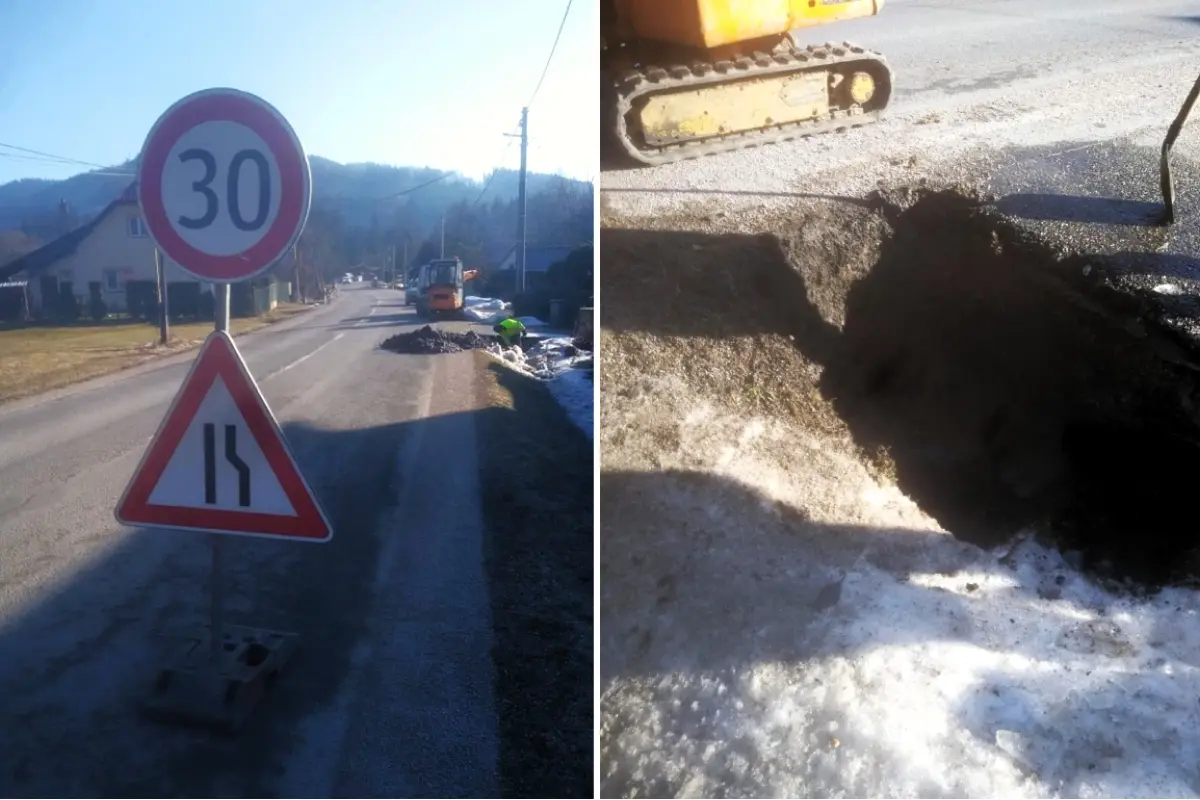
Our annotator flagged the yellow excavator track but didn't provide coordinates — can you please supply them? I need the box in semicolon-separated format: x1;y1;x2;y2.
607;40;893;167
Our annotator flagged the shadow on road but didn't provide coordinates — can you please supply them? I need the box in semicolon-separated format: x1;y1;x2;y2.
600;468;1196;797
333;312;419;330
0;396;594;796
600;188;1200;586
603;186;879;205
0;418;410;796
476;359;594;798
992;193;1163;226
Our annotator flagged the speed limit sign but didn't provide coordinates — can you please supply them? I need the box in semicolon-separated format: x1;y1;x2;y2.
137;88;312;282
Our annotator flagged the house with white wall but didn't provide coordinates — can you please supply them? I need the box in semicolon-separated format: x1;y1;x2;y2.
0;182;210;315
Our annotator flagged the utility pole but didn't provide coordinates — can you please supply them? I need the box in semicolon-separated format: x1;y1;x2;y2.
516;106;529;294
292;242;301;303
440;214;446;258
154;247;169;344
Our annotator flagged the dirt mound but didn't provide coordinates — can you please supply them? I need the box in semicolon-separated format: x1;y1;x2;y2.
601;187;1200;590
381;325;499;354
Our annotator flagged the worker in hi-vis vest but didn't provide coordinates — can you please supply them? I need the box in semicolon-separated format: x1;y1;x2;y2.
494;316;527;348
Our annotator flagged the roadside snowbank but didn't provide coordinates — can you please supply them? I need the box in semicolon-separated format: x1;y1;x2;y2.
488;336;592;439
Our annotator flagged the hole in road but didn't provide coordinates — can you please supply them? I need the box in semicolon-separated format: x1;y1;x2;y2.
601;186;1200;590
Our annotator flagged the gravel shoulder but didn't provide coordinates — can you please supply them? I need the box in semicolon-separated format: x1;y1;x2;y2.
472;352;594;798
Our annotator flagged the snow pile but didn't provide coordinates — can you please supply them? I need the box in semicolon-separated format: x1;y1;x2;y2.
514;336;588;379
487;336;592;438
516;315;550;330
600;391;1200;799
460;295;557;330
463;295;512;324
604;522;1200;798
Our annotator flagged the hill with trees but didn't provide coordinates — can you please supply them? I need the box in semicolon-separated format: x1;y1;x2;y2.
0;157;594;289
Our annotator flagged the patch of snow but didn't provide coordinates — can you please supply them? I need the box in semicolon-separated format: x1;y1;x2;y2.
458;296;556;329
485;336;592;439
601;392;1200;799
546;366;593;440
604;511;1200;798
462;295;511;324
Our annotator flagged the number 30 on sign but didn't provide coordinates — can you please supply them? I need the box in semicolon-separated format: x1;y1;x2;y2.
137;88;312;283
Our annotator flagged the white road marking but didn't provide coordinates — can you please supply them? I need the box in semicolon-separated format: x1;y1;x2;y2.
352;306;379;327
261;302;377;381
263;333;345;381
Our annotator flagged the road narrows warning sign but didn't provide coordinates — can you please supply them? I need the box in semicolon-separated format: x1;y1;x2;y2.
115;330;332;541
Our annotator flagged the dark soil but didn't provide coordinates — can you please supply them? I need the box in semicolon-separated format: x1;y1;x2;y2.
473;354;594;796
381;325;499;354
601;187;1200;590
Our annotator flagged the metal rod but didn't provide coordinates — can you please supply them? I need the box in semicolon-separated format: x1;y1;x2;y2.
210;282;230;662
215;283;230;332
1159;71;1200;226
155;248;169;345
210;536;223;662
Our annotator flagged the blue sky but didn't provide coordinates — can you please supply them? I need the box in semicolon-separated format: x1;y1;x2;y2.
0;0;596;186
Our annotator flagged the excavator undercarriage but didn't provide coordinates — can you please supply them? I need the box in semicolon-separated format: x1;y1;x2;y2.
602;0;894;167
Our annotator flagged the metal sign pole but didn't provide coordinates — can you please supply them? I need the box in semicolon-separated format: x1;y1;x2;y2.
210;282;230;662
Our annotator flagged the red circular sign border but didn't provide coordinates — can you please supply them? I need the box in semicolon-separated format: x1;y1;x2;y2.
139;89;309;282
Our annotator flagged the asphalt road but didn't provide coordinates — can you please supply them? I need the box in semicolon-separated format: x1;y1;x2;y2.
601;0;1200;216
0;284;498;797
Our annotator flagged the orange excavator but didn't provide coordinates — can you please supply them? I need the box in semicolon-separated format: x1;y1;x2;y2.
424;257;479;320
602;0;893;166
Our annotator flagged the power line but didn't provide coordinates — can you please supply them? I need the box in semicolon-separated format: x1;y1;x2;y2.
415;0;573;215
0;151;76;166
471;122;521;207
527;0;574;109
471;0;572;208
375;171;453;200
0;141;130;173
459;1;577;212
0;153;134;179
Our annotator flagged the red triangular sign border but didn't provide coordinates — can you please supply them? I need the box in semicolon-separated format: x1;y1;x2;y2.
114;330;333;542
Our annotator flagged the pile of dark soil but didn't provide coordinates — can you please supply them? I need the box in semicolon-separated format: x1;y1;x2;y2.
601;186;1200;590
380;325;498;354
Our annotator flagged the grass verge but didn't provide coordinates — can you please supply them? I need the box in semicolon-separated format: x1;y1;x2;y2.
473;352;594;797
0;303;311;403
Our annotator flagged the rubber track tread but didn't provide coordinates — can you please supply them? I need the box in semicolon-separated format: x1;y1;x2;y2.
611;41;893;167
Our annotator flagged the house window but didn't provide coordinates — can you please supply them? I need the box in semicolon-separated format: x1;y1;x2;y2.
127;217;148;238
103;269;120;292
